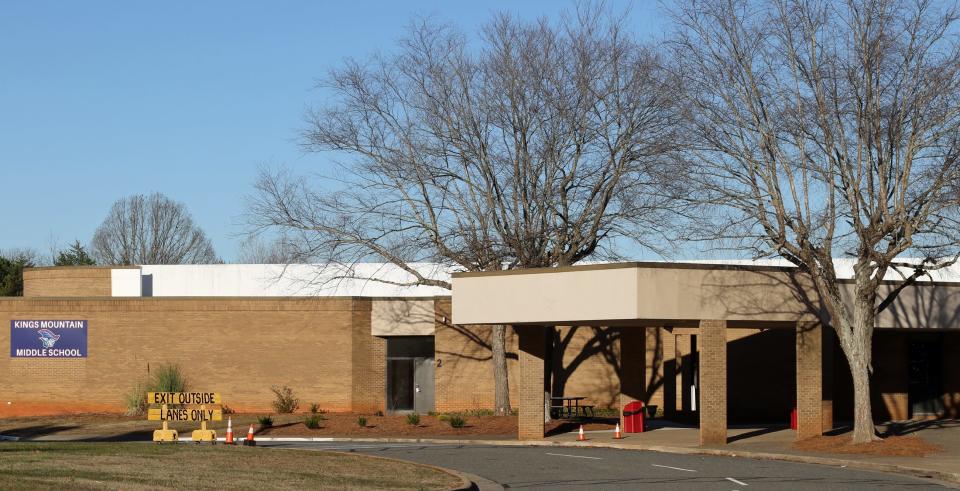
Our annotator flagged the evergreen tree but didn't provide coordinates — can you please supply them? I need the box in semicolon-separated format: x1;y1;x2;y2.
0;253;35;296
54;240;96;266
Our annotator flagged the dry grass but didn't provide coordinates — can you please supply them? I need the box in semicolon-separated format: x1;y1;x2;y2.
0;442;461;490
792;434;943;457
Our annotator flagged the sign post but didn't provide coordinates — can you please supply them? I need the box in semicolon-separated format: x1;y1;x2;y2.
147;392;223;443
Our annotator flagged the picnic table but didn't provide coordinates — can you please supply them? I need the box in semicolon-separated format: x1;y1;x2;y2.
550;396;594;419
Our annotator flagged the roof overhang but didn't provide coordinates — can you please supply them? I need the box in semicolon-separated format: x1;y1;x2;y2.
451;262;960;329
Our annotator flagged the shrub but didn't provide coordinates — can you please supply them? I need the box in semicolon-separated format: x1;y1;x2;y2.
152;364;189;393
304;415;323;429
448;414;466;428
357;416;368;428
406;413;420;426
123;363;189;415
257;415;273;427
271;385;300;414
123;382;148;416
221;404;235;415
309;403;320;414
462;408;494;417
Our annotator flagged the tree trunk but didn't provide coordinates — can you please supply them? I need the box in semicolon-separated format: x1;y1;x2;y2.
843;284;880;444
491;324;511;415
848;350;877;443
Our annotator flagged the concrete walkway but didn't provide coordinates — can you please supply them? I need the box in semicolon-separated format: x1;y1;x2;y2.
546;419;960;484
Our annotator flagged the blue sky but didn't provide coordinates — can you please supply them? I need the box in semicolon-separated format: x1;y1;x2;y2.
0;1;666;261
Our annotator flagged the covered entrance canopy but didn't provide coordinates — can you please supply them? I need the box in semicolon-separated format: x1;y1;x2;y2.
451;262;960;444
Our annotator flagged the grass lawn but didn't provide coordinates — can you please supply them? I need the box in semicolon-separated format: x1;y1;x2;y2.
0;442;462;490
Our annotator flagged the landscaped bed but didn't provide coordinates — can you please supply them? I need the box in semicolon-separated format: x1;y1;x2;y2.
0;412;620;441
0;412;521;441
792;434;943;457
0;442;463;490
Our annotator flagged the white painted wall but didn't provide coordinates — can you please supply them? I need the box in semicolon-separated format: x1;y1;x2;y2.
113;259;960;298
137;263;451;297
110;268;142;297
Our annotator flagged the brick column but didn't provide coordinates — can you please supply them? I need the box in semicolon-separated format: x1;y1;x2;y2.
516;325;546;440
662;331;677;417
619;328;646;426
645;327;665;412
822;327;834;432
676;334;692;414
699;319;727;446
796;321;823;439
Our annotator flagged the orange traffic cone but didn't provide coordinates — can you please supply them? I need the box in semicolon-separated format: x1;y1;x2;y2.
243;424;256;446
224;417;234;445
613;423;623;440
577;425;587;441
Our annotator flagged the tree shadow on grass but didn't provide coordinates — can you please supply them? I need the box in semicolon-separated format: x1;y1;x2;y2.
1;424;80;439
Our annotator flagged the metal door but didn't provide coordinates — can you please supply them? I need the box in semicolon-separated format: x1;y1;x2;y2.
413;357;435;414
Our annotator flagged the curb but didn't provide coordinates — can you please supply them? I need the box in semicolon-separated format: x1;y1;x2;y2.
2;433;956;486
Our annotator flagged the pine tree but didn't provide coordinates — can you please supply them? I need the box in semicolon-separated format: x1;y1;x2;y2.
54;240;96;266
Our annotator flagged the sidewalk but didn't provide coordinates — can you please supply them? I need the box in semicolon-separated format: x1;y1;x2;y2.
546;419;960;484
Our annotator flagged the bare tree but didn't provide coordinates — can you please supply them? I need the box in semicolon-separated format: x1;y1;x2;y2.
672;0;960;443
248;5;680;416
235;236;299;264
92;193;218;265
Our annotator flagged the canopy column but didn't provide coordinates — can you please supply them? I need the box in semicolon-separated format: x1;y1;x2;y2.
796;320;825;439
699;319;727;446
516;325;547;440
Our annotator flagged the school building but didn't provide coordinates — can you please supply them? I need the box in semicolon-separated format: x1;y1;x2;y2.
1;261;958;444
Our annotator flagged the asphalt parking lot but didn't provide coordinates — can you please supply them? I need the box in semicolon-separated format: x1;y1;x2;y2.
260;441;952;490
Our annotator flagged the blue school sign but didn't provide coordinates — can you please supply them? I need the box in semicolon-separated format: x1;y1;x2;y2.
10;320;88;358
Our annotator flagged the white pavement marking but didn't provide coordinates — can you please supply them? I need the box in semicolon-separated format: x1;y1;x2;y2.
177;436;337;442
651;464;697;473
545;452;603;460
725;477;749;486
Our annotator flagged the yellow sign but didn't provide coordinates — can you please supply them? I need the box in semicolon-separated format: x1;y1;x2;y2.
148;408;223;422
147;392;221;405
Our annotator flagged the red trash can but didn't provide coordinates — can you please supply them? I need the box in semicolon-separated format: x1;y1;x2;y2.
623;401;645;433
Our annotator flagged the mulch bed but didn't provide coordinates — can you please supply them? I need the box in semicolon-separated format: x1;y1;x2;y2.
792;434;943;457
257;413;517;438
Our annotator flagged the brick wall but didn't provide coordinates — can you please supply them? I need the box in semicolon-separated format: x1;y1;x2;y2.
351;299;386;413
433;299;519;412
944;333;960;418
22;267;117;297
0;297;361;415
552;326;621;407
871;332;909;421
618;328;644;418
661;330;677;417
726;328;796;423
676;333;693;416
